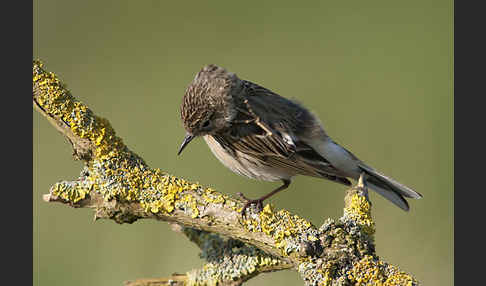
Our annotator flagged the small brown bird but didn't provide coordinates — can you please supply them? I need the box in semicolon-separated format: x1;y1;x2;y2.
178;64;422;214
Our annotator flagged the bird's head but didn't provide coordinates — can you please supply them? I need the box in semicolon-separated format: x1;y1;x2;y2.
178;64;239;155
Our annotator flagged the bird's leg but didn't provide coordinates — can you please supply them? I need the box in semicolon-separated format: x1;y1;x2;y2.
237;179;291;216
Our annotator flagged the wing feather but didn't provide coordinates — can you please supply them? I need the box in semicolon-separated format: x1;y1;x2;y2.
214;80;351;186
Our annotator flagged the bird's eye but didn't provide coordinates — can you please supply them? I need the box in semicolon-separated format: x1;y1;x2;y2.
202;120;210;128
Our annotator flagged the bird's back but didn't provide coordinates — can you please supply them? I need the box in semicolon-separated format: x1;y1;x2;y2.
208;79;352;185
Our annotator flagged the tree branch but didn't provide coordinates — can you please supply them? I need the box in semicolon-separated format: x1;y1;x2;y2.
33;60;418;286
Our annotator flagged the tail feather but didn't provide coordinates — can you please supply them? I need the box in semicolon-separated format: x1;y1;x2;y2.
359;163;423;199
358;163;422;211
366;181;410;211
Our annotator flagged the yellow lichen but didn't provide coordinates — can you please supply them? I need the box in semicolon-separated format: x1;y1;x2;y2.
344;193;375;237
319;262;334;286
202;188;226;205
34;60;126;161
346;255;417;286
180;194;200;218
34;59;216;219
241;203;315;257
33;60;211;213
51;182;90;203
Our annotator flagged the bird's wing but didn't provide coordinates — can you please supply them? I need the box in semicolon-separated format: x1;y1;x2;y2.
220;80;351;185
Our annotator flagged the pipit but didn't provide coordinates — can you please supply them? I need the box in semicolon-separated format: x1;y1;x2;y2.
178;64;422;215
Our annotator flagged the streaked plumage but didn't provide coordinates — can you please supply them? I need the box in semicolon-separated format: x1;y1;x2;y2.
178;64;422;214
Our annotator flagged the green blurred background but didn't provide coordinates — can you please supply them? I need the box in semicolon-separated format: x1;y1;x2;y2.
33;0;453;285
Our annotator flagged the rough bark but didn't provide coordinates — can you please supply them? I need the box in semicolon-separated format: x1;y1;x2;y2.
33;60;418;286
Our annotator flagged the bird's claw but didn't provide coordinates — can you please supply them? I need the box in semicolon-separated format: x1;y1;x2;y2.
236;192;264;216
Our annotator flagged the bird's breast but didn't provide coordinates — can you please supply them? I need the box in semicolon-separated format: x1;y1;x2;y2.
203;135;291;182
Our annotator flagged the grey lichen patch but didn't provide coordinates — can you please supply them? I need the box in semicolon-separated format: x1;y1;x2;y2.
299;218;378;286
299;260;334;286
138;173;204;218
241;204;320;258
88;156;209;220
298;186;385;286
184;229;284;286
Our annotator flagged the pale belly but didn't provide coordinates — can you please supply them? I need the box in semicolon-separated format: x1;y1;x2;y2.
203;135;292;182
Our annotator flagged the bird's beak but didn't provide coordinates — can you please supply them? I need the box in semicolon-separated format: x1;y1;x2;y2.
177;133;195;155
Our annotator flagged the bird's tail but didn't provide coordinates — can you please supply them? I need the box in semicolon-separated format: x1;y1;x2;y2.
358;163;423;211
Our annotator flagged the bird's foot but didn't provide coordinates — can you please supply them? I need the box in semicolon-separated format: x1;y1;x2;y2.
236;192;264;216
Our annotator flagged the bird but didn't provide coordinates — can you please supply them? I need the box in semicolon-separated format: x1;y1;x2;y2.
177;64;422;215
